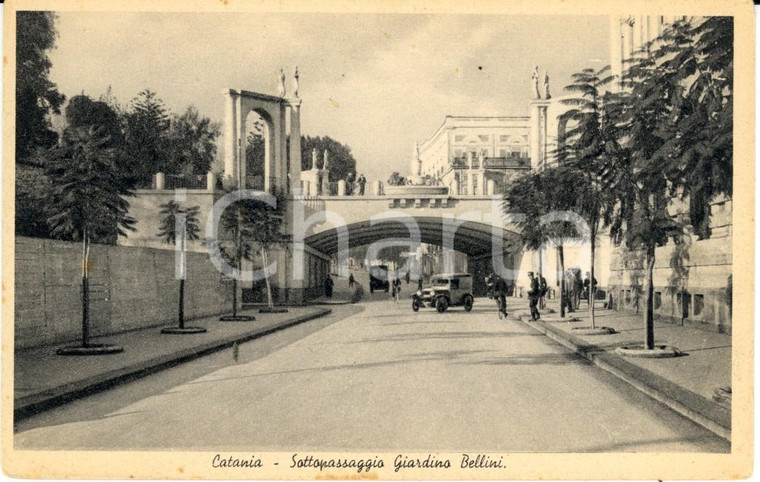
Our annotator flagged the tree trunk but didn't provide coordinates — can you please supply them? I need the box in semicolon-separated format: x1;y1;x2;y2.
81;232;90;347
558;244;566;318
262;247;274;309
178;278;185;329
232;276;238;317
589;231;596;329
645;243;656;350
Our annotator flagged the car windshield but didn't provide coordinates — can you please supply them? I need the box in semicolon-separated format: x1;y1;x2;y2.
432;278;450;286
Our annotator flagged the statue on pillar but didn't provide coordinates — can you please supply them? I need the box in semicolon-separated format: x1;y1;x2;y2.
543;71;551;100
293;66;300;98
531;66;541;100
323;149;330;170
311;148;319;170
277;69;287;97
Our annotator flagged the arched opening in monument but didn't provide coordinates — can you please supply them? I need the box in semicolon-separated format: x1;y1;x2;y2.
244;109;274;190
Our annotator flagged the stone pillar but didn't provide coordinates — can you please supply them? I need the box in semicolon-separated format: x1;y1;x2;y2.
288;100;302;194
235;93;245;189
372;180;382;196
222;90;237;182
530;103;541;170
303;180;311;197
529;100;551;169
206;172;215;191
338;180;347;197
321;170;330;195
155;172;165;190
487;178;495;196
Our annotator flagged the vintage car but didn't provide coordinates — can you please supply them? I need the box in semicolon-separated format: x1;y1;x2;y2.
412;273;474;313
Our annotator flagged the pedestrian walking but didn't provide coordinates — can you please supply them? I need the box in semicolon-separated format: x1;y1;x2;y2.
528;271;541;321
539;274;548;309
418;277;423;291
392;276;401;303
405;271;410;284
349;273;355;287
325;275;334;298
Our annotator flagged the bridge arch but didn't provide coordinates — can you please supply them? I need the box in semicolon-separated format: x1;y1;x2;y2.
303;215;525;295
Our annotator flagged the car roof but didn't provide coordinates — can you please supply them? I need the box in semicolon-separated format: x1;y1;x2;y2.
431;273;472;278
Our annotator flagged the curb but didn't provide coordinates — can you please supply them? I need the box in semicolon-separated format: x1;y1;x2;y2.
514;310;731;442
14;308;333;422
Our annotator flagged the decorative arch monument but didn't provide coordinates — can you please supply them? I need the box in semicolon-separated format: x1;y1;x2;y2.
221;70;302;193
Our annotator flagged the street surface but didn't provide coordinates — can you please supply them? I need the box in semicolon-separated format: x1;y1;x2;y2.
15;292;728;452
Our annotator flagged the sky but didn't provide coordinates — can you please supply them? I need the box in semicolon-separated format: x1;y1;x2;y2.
48;12;610;182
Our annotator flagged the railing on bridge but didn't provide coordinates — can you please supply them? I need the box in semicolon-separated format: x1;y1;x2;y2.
452;157;530;169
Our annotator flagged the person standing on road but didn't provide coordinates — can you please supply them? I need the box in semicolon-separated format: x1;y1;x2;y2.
418;277;423;291
349;273;355;287
405;271;410;284
528;271;541;321
325;275;334;298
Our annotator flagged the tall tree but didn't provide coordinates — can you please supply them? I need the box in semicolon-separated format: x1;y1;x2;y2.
157;201;205;333
123;89;171;186
16;12;65;165
66;95;123;146
166;106;221;176
248;189;287;312
45;125;136;354
503;167;584;318
558;65;621;328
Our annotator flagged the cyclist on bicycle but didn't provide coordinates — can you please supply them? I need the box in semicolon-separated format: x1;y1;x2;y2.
492;273;508;317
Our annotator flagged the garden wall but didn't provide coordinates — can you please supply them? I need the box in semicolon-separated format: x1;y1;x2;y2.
14;236;232;350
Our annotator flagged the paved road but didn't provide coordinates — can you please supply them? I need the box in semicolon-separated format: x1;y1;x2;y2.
15;294;728;452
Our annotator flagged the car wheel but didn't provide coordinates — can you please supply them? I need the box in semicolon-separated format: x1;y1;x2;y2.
463;295;473;312
436;296;449;313
412;299;420;312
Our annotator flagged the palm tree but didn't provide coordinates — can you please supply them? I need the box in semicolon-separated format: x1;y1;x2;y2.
46;125;136;355
157;201;206;334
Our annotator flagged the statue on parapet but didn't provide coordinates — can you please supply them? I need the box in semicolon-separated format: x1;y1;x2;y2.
543;71;551;100
293;66;300;98
311;148;319;170
323;149;330;170
277;69;287;97
531;65;541;100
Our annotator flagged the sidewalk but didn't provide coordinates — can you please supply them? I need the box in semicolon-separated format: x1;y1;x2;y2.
511;298;731;441
14;306;332;421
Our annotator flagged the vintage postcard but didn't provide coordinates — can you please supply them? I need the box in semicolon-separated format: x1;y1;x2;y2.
2;0;754;479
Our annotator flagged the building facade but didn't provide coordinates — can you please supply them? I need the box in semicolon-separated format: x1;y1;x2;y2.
417;116;532;196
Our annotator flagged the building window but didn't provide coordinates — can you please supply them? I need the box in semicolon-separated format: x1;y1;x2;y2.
625;289;631;306
500;135;510;142
479;135;489;142
472;176;478;194
454;149;463;158
455;135;465;142
694;294;704;317
654;291;662;310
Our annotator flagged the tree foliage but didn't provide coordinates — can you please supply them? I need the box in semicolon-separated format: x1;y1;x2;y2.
301;135;357;182
166;106;221;176
123;89;171;186
16;11;65;164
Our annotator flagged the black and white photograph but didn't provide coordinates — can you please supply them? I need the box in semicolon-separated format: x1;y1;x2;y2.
3;0;753;479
